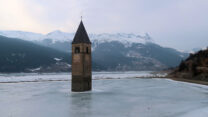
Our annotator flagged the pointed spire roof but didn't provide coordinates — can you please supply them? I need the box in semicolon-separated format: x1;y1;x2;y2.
72;21;91;44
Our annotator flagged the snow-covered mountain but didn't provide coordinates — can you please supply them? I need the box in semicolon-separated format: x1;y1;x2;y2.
0;30;188;71
0;30;153;44
0;30;155;52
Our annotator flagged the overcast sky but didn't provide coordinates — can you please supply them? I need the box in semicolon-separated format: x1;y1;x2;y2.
0;0;207;51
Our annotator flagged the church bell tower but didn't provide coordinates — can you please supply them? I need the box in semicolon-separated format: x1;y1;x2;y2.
71;20;92;92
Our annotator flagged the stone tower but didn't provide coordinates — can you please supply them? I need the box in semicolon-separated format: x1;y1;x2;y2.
71;20;92;92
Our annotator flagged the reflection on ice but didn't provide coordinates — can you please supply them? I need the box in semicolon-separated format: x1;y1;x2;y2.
69;92;92;117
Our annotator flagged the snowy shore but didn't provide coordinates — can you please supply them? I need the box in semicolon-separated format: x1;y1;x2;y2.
0;71;165;83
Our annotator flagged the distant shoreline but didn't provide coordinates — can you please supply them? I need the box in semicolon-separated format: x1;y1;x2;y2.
2;77;208;86
168;77;208;86
135;76;208;86
0;71;207;86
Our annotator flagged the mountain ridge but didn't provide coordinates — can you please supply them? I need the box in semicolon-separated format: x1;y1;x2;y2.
0;30;189;72
0;35;71;72
168;48;208;81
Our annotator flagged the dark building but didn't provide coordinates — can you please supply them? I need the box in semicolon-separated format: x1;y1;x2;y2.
71;20;92;92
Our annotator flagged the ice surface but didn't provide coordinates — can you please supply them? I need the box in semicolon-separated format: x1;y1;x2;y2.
0;72;208;117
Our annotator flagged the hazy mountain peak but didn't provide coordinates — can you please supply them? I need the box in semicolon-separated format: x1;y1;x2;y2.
46;30;74;41
46;30;70;36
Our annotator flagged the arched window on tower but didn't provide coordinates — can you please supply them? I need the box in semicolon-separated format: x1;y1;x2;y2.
75;47;80;53
86;47;89;54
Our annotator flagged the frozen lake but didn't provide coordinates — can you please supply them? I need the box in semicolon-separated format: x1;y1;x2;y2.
0;72;208;117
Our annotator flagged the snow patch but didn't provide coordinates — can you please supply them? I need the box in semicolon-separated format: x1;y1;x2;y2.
28;67;41;72
54;58;62;61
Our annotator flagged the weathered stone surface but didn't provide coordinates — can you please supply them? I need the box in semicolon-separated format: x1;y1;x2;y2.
71;76;91;91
